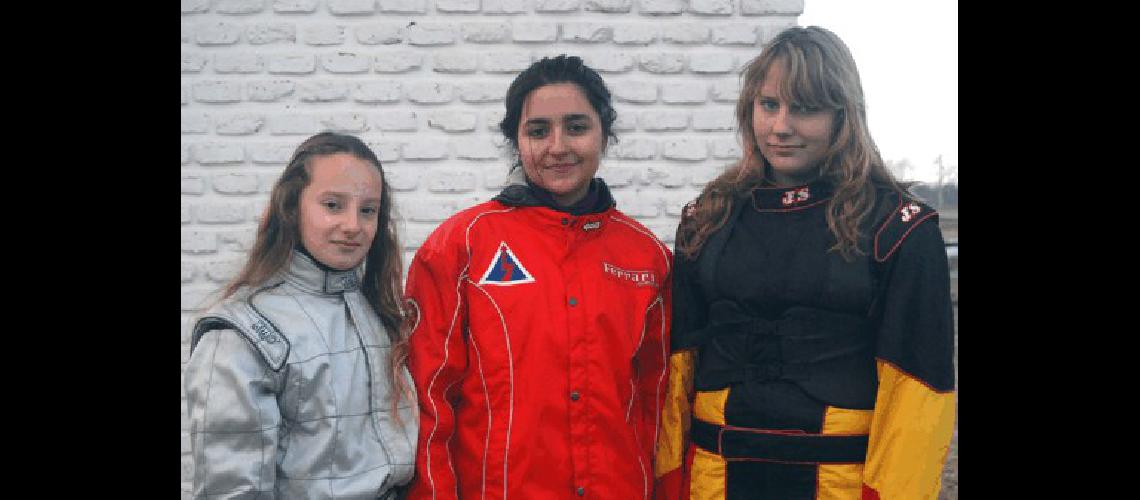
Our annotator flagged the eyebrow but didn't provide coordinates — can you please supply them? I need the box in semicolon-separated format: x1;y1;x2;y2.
524;114;593;125
317;191;381;202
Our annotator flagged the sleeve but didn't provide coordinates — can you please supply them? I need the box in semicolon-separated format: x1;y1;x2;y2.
863;218;957;499
636;248;672;471
184;328;284;499
654;216;708;500
404;234;470;500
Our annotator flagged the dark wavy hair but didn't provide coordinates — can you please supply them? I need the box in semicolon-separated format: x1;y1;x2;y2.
677;26;906;261
220;131;413;417
498;54;618;170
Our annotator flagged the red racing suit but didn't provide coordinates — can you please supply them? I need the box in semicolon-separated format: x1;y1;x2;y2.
405;189;672;499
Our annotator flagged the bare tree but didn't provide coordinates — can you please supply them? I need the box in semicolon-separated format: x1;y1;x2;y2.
934;155;958;208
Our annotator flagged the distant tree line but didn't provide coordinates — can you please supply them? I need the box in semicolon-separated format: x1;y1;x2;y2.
887;157;958;209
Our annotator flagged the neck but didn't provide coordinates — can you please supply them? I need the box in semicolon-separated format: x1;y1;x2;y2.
296;245;339;272
525;176;599;213
767;167;819;187
552;187;588;207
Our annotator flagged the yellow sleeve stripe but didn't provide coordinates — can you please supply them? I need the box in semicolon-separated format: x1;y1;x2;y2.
655;350;696;477
876;357;955;394
863;360;956;499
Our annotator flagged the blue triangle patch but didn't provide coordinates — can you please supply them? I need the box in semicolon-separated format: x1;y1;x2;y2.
478;242;535;286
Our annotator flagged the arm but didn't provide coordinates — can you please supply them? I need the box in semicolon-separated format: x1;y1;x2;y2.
404;237;470;500
863;219;957;499
636;251;672;468
653;348;695;500
184;328;284;499
654;223;709;500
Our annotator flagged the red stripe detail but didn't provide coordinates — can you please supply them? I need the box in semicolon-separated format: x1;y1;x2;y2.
874;199;937;262
876;357;956;394
717;423;868;438
752;196;830;212
872;197;906;259
814;404;827;500
724;457;865;465
862;484;881;500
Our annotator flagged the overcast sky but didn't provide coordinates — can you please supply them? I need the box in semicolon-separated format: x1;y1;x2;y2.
798;0;958;183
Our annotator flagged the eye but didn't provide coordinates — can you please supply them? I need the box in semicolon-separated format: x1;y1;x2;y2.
361;206;379;218
322;200;341;211
525;125;548;138
567;121;590;134
757;98;779;112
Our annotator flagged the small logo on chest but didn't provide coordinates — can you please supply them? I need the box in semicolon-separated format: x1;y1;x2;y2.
602;262;658;287
781;187;811;206
478;241;536;286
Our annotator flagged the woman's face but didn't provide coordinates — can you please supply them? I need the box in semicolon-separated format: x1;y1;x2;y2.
517;83;603;206
752;61;837;186
298;153;383;270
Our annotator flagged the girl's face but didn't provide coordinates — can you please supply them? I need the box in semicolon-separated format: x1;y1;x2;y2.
752;61;837;186
298;153;383;270
517;83;603;207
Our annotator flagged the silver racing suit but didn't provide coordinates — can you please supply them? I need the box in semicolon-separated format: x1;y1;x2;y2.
184;251;417;499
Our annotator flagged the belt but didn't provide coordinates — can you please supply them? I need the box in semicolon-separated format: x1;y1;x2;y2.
690;418;868;464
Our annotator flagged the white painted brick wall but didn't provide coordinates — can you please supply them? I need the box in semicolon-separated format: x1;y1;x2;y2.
181;3;809;494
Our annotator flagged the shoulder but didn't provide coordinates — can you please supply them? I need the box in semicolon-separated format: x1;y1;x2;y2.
192;293;292;372
684;181;725;216
415;200;514;261
871;187;941;262
678;190;713;232
607;209;672;272
682;198;700;221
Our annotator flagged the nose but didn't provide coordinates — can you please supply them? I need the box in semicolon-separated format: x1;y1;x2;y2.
340;208;362;236
771;108;793;136
548;127;569;156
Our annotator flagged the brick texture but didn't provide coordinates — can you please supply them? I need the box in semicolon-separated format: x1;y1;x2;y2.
180;6;958;498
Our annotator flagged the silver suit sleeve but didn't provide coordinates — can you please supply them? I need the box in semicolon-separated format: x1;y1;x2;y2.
185;328;284;499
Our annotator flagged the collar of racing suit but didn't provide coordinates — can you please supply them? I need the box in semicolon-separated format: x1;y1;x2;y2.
492;167;616;216
282;249;363;295
749;177;836;212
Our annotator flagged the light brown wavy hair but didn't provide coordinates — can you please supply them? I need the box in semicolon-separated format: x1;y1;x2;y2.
219;131;414;419
677;26;905;261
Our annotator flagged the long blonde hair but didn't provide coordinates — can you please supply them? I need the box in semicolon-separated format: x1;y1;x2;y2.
677;26;904;261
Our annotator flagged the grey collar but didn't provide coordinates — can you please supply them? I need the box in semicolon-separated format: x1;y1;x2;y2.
284;250;362;295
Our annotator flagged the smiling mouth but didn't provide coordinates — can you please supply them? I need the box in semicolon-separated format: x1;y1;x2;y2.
333;241;361;247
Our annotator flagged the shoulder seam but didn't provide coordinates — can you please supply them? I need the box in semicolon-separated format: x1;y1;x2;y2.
873;196;939;262
608;213;671;276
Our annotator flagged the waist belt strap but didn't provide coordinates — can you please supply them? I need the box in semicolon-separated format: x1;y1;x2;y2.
690;418;868;464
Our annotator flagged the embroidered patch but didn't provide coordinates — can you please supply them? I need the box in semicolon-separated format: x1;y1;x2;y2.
325;272;358;292
251;320;280;344
478;241;536;286
602;262;658;287
781;187;811;206
900;202;922;222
